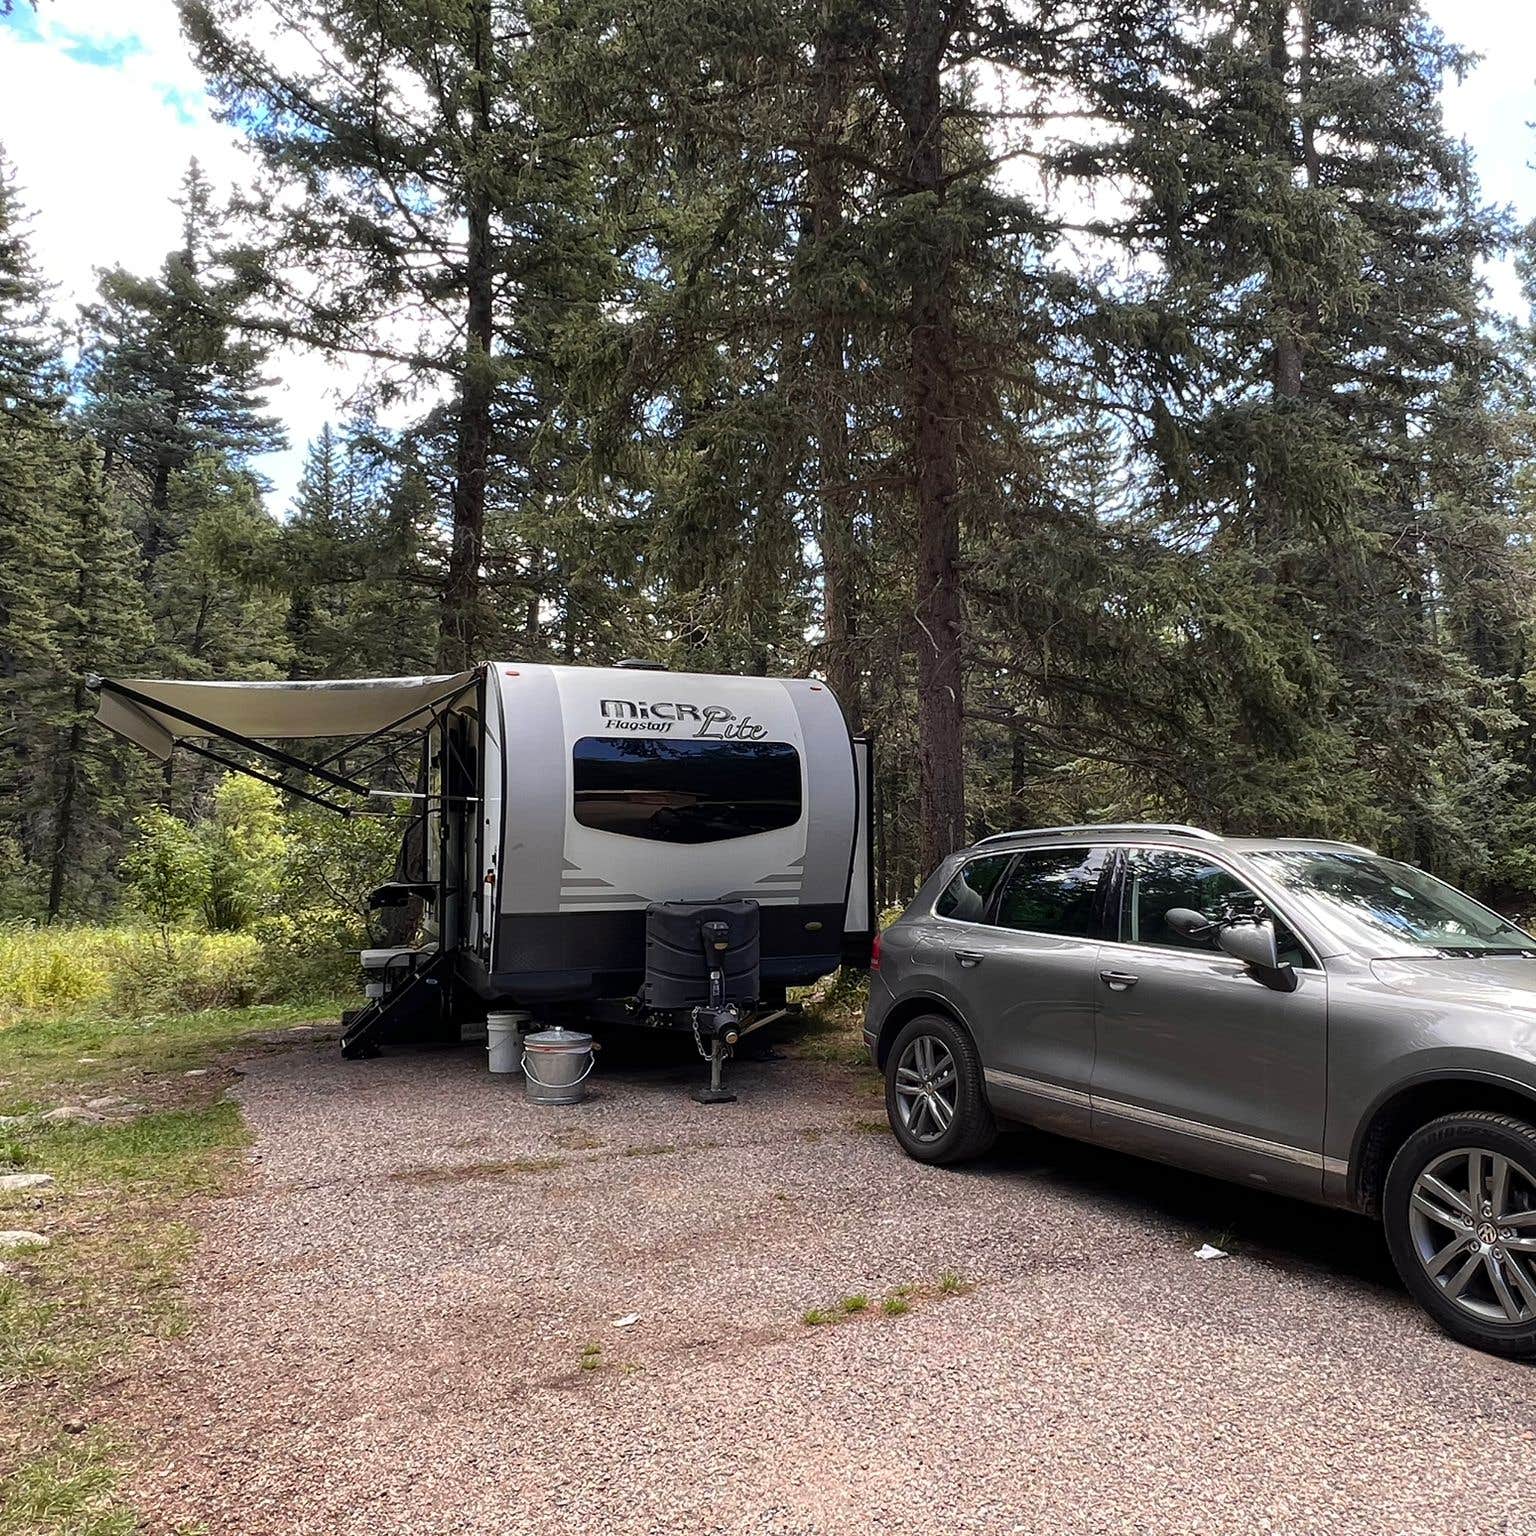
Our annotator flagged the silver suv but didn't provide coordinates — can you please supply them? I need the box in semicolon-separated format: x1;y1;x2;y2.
865;823;1536;1357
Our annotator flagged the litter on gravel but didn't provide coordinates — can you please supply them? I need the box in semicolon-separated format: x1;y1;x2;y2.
1193;1243;1229;1261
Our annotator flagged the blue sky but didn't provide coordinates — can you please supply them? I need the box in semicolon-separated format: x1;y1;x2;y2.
1;0;1533;510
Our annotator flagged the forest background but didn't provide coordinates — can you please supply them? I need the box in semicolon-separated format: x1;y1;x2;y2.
4;0;1536;1010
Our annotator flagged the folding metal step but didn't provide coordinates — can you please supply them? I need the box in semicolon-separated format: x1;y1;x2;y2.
339;948;455;1059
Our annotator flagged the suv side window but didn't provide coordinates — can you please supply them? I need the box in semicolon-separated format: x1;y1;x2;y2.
993;846;1108;938
1121;848;1312;968
934;854;1011;922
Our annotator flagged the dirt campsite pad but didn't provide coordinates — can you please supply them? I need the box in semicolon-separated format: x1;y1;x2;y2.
117;1037;1536;1536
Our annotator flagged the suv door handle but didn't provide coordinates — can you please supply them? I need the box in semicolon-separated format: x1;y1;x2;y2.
953;949;986;967
1099;970;1140;990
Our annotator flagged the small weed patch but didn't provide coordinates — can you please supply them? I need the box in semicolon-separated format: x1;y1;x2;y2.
579;1342;603;1371
799;1274;972;1332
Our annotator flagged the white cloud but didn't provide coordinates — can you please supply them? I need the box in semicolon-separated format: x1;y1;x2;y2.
1423;0;1536;314
0;0;374;509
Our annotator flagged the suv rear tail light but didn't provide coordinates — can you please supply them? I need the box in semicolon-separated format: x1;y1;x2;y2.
870;931;882;970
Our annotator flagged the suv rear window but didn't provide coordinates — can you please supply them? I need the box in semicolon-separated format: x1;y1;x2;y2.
935;855;1011;921
994;847;1107;938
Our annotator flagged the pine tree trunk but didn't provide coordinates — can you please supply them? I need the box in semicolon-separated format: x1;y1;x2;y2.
808;19;860;727
45;692;85;922
144;458;173;573
902;1;966;870
440;1;494;670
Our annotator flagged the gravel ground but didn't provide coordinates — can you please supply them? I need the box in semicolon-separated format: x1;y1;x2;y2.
118;1035;1536;1536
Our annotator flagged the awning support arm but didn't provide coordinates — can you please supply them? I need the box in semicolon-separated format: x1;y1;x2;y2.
311;678;479;770
174;740;355;817
94;678;371;796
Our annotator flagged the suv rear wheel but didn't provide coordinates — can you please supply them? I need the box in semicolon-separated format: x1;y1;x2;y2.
1383;1111;1536;1358
884;1013;995;1165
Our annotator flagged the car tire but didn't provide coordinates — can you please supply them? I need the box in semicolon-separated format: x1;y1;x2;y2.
884;1013;996;1165
1383;1111;1536;1358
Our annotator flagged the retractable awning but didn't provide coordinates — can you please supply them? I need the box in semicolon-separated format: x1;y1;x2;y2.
89;671;480;814
92;672;478;761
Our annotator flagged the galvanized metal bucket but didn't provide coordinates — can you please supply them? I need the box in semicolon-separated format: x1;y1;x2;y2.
521;1026;595;1106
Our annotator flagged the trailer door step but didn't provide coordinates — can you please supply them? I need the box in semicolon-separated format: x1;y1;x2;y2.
339;948;455;1059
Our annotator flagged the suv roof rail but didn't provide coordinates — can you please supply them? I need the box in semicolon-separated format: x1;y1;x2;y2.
972;822;1220;849
1248;835;1377;856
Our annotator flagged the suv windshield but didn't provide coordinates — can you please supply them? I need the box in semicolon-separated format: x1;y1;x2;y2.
1250;849;1536;956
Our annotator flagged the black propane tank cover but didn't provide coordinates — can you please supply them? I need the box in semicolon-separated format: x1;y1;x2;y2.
643;900;761;1010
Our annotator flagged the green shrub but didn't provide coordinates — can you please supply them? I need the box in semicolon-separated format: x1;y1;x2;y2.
121;813;211;940
251;911;360;1004
0;924;113;1015
201;778;289;932
98;930;264;1015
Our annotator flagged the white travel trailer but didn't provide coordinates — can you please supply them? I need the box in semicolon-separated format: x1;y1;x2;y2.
92;662;874;1096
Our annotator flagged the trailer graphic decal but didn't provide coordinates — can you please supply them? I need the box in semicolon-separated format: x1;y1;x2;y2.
599;698;768;740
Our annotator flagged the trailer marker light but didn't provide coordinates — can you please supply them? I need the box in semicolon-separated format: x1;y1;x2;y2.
505;669;520;676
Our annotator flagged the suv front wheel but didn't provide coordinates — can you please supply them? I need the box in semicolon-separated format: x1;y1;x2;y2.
1384;1111;1536;1358
884;1013;996;1165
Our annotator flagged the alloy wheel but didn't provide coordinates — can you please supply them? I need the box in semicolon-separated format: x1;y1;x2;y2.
893;1034;958;1143
1408;1147;1536;1326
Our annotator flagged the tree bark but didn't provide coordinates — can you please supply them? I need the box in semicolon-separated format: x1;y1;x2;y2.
45;687;85;921
901;0;967;870
807;15;860;727
440;0;495;670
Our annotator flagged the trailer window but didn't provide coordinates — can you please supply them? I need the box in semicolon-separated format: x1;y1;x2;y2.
572;737;802;844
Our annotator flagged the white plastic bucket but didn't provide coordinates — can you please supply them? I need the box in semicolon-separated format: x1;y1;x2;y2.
486;1010;530;1074
522;1027;595;1106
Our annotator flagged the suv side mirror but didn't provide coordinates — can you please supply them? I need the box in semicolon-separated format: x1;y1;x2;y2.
1165;907;1215;938
1217;920;1297;992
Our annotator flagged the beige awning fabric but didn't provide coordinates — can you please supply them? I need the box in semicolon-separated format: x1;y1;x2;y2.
93;672;478;762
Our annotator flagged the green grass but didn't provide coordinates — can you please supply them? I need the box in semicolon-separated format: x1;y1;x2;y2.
838;1294;870;1314
0;996;340;1536
0;1105;249;1386
801;1307;835;1326
0;998;342;1114
579;1342;603;1371
0;1432;141;1536
881;1295;910;1317
24;1103;251;1196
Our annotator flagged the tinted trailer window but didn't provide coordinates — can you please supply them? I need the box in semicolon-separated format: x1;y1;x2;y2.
572;737;802;844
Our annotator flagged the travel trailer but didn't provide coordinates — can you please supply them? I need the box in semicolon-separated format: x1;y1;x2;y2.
92;662;874;1097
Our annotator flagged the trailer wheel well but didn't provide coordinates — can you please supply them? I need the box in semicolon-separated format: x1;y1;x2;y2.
1354;1078;1536;1216
874;997;970;1069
